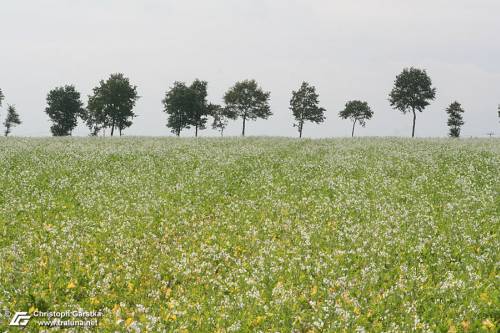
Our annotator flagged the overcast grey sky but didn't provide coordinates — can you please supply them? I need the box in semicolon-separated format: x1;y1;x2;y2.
1;0;499;137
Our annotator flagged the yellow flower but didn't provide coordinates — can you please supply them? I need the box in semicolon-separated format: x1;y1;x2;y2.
311;286;318;296
67;281;76;289
482;319;495;331
90;297;100;305
39;257;48;268
127;282;134;291
252;315;265;326
112;304;121;315
125;317;134;327
447;324;457;333
479;292;491;305
162;287;172;297
29;306;37;314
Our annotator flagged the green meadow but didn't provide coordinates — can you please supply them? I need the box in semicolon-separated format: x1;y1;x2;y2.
0;138;498;332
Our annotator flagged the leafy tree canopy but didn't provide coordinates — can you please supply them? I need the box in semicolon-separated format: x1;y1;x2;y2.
446;101;465;138
339;100;373;137
290;82;326;138
4;104;21;136
339;100;373;125
224;80;271;136
162;82;194;136
84;73;139;136
389;67;436;137
389;67;436;113
162;79;218;137
211;105;236;137
45;85;84;136
187;79;212;137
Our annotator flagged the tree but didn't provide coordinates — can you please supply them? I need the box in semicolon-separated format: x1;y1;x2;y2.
83;105;106;136
289;82;326;138
45;85;84;136
84;73;139;136
446;102;465;138
211;105;236;137
4;105;21;136
389;67;436;137
339;100;374;137
162;82;194;136
188;79;211;137
162;80;218;137
224;80;271;136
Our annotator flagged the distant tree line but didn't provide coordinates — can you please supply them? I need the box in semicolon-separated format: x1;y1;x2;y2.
44;74;139;137
6;67;500;138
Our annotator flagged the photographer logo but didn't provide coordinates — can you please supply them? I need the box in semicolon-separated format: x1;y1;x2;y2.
9;312;31;327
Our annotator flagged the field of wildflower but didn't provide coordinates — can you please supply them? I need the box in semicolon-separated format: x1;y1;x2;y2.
0;137;498;332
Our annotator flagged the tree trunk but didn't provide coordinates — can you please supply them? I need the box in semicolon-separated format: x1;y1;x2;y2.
111;119;115;137
412;108;416;138
352;119;357;137
242;116;246;137
299;121;303;138
119;128;122;136
195;125;198;137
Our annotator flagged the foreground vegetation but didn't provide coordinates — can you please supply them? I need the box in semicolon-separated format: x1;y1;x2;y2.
0;138;498;332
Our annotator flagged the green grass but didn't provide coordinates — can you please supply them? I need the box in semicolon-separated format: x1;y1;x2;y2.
0;138;498;332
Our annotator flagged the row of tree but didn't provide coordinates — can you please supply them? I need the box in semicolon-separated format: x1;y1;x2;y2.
0;89;22;136
1;67;474;138
44;73;139;137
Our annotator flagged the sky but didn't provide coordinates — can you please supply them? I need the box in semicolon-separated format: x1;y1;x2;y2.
0;0;499;138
